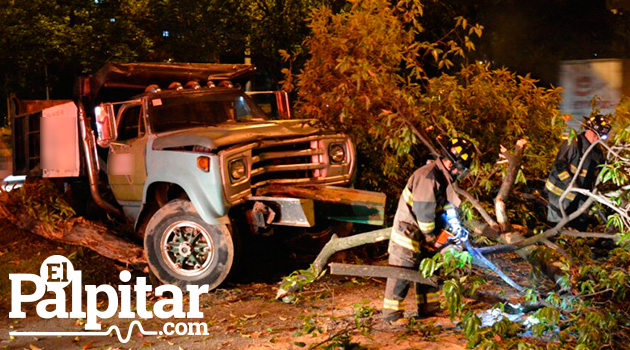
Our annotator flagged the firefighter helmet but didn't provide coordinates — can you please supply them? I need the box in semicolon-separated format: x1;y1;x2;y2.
437;135;476;180
583;114;612;140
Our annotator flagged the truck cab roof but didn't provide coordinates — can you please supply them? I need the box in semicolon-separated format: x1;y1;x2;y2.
82;62;256;104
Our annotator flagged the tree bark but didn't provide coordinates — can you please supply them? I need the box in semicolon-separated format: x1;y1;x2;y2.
495;139;528;232
328;263;437;287
0;204;147;269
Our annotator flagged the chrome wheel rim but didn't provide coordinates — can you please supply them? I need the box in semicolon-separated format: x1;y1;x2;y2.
160;220;215;277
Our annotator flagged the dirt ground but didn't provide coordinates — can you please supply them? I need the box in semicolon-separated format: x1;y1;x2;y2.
0;220;480;350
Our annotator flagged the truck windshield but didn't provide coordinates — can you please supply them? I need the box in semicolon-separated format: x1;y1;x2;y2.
148;91;267;133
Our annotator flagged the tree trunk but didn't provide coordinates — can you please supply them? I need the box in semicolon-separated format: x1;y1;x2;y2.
275;226;526;299
0;204;147;269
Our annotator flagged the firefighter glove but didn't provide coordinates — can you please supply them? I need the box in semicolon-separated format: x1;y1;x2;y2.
443;204;469;244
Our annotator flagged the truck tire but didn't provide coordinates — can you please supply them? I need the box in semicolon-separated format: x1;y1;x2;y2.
144;199;234;290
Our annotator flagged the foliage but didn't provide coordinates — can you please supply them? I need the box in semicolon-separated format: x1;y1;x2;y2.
405;318;444;341
414;239;630;349
352;301;375;335
284;2;629;348
425;65;564;194
276;1;630;349
291;304;371;349
419;249;482;318
0;0;154;100
0;0;344;125
1;179;75;230
287;0;565;227
279;264;326;304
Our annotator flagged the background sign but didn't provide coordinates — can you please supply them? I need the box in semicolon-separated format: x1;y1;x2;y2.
558;59;628;131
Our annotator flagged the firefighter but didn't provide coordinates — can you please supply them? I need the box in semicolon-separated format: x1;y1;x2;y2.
382;136;476;323
544;114;611;231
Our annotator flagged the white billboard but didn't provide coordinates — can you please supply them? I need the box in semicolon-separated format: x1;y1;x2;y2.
558;59;623;130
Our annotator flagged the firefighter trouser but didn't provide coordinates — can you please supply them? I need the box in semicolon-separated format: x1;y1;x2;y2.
546;190;590;231
383;224;440;320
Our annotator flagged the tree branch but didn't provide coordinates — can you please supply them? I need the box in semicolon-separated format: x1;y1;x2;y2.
495;139;528;232
400;113;440;158
454;185;499;229
398;111;499;228
559;139;603;219
478;196;597;255
275;228;391;299
514;196;596;250
560;231;620;241
572;188;630;227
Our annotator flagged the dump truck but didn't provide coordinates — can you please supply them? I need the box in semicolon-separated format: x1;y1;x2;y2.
9;62;386;289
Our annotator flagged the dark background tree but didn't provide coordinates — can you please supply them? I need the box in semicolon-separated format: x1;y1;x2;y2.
0;0;348;124
1;0;629;125
413;0;630;85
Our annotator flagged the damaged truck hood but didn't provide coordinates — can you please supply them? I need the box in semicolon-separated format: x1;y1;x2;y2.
152;120;322;151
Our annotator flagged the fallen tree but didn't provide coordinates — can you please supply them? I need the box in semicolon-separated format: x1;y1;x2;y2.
0;180;146;269
276;1;630;348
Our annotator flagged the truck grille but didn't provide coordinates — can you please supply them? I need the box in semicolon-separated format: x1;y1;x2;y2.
250;136;325;187
220;134;354;204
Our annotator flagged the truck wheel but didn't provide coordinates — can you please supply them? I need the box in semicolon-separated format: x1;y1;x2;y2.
144;199;234;290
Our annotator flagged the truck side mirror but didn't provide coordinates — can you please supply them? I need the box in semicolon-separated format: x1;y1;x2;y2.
95;103;117;147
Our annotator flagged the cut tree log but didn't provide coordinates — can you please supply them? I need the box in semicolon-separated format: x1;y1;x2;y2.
328;262;437;287
0;203;147;269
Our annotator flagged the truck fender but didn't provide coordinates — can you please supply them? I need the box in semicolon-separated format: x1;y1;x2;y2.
142;152;228;226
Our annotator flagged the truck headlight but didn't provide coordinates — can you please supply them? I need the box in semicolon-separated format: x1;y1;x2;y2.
329;143;346;164
229;159;247;182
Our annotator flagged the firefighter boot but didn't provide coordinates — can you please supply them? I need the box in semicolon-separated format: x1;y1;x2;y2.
415;286;441;319
382;298;405;323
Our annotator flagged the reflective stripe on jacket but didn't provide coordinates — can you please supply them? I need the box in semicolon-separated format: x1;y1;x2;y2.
391;160;457;245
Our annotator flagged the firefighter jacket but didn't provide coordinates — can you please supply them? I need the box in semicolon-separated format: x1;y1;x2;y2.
390;159;460;252
545;132;605;222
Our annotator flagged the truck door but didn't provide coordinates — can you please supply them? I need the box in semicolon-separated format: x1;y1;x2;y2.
107;103;148;202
